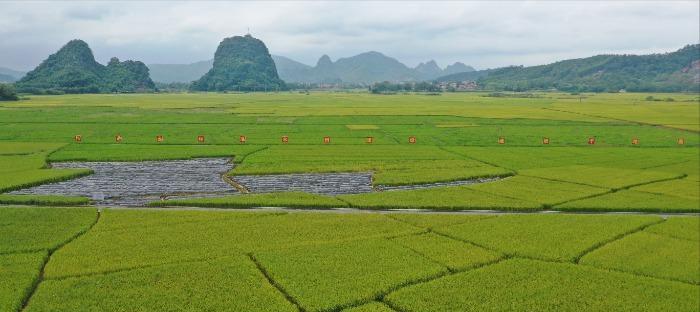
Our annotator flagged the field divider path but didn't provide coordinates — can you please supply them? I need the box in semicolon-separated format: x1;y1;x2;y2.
374;257;510;312
522;253;700;286
18;208;102;312
550;173;689;208
385;235;454;272
640;159;693;170
376;128;401;144
612;174;688;192
385;213;499;232
518;174;609;189
429;230;508;258
572;218;666;264
581;260;700;286
541;107;700;133
77;205;700;217
247;253;305;312
436;146;517;173
222;173;249;193
43;143;70;167
334;196;354;207
232;145;268;165
42;255;231;282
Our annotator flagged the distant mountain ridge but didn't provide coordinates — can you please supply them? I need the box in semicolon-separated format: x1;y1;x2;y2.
148;53;475;84
436;44;700;92
0;73;15;83
148;60;213;84
0;67;25;82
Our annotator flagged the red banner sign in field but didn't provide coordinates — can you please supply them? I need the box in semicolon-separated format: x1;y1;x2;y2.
323;136;331;144
588;137;596;145
282;136;289;143
115;134;123;143
156;135;164;143
197;135;205;143
542;137;550;145
677;138;685;145
632;138;639;145
365;136;374;144
239;136;247;144
408;136;416;144
498;136;506;144
74;135;82;143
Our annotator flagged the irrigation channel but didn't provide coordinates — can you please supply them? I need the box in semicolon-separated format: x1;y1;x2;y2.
10;157;502;207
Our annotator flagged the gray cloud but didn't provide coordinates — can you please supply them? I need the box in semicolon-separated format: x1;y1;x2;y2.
0;1;697;71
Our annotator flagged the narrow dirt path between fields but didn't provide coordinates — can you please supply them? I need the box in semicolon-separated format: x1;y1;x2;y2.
92;206;699;217
541;107;700;133
19;209;102;312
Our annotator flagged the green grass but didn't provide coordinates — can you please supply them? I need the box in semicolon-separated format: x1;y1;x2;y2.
555;190;700;212
339;185;541;211
253;239;447;311
0;207;96;312
0;142;65;155
2;208;698;311
390;232;503;271
387;214;494;229
26;255;297;312
232;145;512;186
0;252;47;312
519;165;682;189
580;232;699;284
434;214;661;262
0;194;90;206
0;169;92;193
48;143;264;162
465;175;608;207
149;192;346;209
342;302;395;312
645;217;700;241
631;176;700;200
0;207;97;254
385;258;700;312
0;147;92;193
44;210;420;279
445;146;699;171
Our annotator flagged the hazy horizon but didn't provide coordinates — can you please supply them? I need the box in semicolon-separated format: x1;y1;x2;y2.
1;1;698;71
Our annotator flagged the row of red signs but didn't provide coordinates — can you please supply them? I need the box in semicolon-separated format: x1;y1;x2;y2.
499;137;685;145
74;135;396;144
74;135;686;145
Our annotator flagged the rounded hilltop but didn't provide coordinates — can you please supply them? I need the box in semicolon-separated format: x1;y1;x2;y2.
191;34;286;92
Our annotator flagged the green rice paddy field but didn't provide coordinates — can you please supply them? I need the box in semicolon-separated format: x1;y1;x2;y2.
1;91;699;311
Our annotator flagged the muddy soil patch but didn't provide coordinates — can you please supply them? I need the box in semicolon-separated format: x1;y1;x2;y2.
232;172;374;195
232;173;504;196
10;158;236;206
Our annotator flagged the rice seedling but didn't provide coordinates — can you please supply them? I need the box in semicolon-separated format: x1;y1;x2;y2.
385;258;700;312
580;232;699;284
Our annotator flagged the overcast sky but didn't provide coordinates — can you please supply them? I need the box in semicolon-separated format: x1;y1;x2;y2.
1;1;698;71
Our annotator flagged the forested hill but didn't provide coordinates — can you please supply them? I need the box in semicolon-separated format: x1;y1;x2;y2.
15;40;155;94
437;44;700;92
190;34;286;92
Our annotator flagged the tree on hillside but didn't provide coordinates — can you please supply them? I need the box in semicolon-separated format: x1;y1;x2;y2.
0;83;19;101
